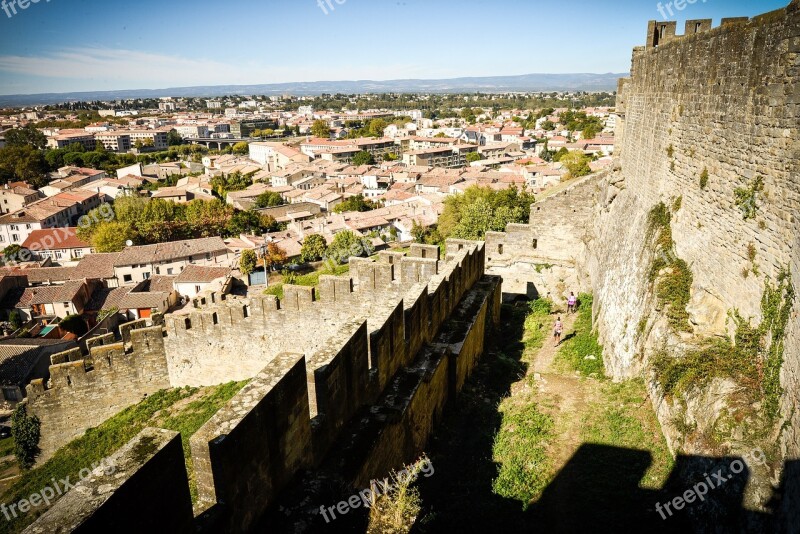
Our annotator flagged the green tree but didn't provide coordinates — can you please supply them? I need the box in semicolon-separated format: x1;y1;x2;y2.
0;146;48;187
411;220;428;243
333;194;380;213
541;120;556;131
240;249;258;276
465;152;482;164
91;222;137;252
552;147;570;162
211;171;253;198
582;124;599;140
560;151;592;178
254;191;285;208
232;141;250;154
167;130;183;146
326;230;367;264
4;125;47;149
368;118;388;137
311;120;331;138
2;244;24;264
300;234;327;262
59;314;88;336
8;309;22;330
263;242;288;270
438;186;535;240
351;151;375;166
11;403;41;470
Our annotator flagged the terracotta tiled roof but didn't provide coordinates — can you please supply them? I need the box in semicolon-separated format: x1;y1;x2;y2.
75;253;120;279
114;237;227;267
21;227;90;251
0;339;76;386
174;265;231;283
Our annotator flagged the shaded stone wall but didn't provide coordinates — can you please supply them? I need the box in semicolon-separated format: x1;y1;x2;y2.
24;428;194;534
25;242;501;533
26;326;171;462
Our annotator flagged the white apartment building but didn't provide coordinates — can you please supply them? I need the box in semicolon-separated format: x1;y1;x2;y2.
176;125;210;139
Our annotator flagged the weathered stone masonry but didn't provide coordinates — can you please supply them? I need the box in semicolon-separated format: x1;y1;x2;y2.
25;241;500;533
485;0;800;469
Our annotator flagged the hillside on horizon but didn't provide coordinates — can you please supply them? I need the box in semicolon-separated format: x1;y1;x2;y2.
0;72;625;107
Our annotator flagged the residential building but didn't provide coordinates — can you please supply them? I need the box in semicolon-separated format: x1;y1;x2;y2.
113;237;231;285
173;265;231;299
0;191;101;246
176;125;210;139
21;227;93;262
0;185;40;215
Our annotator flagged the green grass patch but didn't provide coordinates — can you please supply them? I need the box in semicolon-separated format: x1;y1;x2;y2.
581;379;674;489
490;298;556;509
264;264;350;300
491;401;554;509
556;294;605;377
0;438;14;459
522;298;555;359
0;381;247;533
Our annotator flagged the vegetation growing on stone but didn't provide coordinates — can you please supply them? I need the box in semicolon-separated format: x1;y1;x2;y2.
699;167;709;190
652;269;794;421
734;175;765;220
646;203;693;332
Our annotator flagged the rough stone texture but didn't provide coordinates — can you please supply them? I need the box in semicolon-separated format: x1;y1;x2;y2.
607;3;800;458
26;327;171;462
486;175;602;302
190;353;312;533
482;0;800;497
23;428;193;534
26;241;500;532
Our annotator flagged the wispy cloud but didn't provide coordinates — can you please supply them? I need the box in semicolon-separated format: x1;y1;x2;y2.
0;47;436;94
0;48;246;88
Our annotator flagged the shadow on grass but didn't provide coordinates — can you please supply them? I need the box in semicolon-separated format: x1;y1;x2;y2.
409;304;798;534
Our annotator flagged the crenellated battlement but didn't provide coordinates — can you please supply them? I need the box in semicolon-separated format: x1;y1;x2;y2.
645;4;793;50
27;324;171;461
28;239;502;533
26;242;487;463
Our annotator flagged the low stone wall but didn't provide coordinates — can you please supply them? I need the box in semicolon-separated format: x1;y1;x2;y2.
26;326;171;462
23;428;194;534
24;241;498;532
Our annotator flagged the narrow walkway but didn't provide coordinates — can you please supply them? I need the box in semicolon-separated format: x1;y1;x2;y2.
526;312;604;477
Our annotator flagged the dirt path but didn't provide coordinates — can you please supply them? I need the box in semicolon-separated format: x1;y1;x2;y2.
526;312;604;489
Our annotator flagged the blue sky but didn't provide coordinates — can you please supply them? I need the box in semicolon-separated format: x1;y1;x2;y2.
0;0;790;95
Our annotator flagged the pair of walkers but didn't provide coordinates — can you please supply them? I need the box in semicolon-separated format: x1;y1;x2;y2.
554;292;578;346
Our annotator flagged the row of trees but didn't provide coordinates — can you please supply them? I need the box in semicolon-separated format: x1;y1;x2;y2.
77;196;279;252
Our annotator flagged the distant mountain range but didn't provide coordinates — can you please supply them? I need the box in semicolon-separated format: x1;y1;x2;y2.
0;73;627;107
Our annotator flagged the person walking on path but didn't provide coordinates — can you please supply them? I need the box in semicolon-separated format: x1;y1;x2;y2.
567;292;578;314
554;317;564;346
